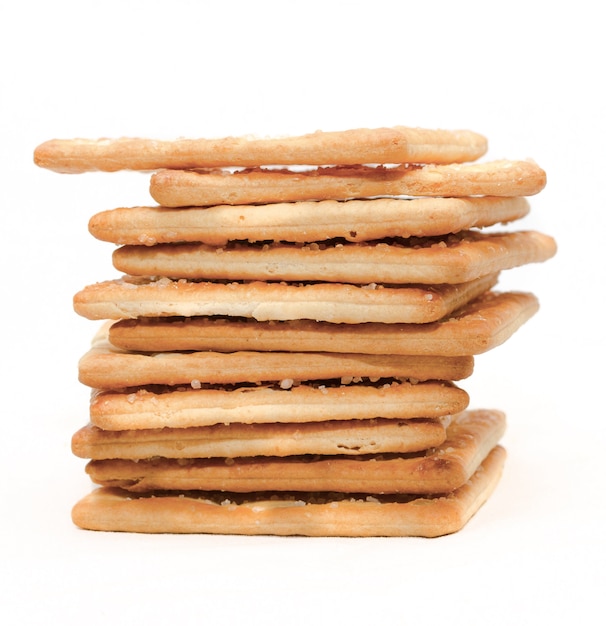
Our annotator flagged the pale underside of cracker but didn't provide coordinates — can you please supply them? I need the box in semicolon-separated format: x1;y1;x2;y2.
111;230;557;284
78;332;474;389
71;444;505;536
108;291;539;356
33;127;488;173
149;160;546;207
88;380;469;430
85;409;505;495
88;196;530;246
73;272;498;324
72;417;450;460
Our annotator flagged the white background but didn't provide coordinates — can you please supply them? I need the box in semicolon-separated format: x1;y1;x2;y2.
1;1;604;624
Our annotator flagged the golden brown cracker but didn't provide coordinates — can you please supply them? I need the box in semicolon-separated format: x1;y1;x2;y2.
111;230;557;284
72;417;449;460
34;126;488;173
87;380;468;430
88;196;530;246
149;160;546;207
73;272;498;324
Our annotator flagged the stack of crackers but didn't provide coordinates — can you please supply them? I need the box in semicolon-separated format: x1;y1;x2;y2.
34;126;556;537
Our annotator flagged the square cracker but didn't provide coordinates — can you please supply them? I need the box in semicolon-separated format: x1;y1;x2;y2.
73;272;498;325
149;160;546;207
87;196;530;246
34;126;488;173
72;417;450;460
110;230;557;285
87;380;469;430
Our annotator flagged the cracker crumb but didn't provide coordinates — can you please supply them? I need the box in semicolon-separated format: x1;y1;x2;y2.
137;233;157;245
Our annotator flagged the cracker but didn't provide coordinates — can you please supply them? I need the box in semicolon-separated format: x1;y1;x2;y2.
73;272;498;324
33;127;488;173
78;330;474;389
108;290;538;356
149;160;546;207
88;380;469;430
111;230;557;284
84;409;505;495
88;196;530;246
72;417;449;460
